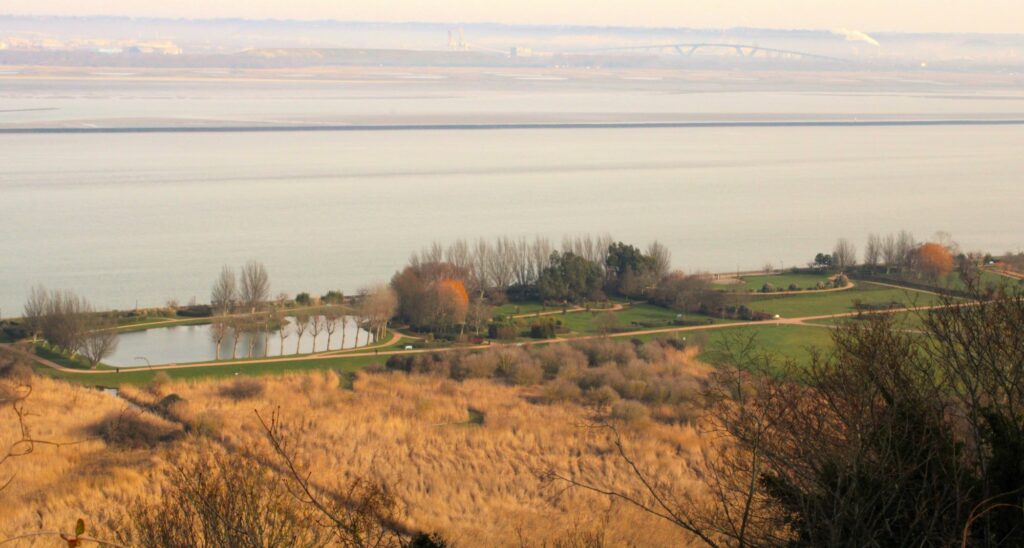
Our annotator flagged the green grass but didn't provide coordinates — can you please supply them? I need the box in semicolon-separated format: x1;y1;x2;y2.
747;282;941;318
556;304;719;335
493;301;549;316
732;272;834;292
33;344;95;370
698;324;836;369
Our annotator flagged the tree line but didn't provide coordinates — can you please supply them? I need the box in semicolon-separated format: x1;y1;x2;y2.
21;286;119;368
815;230;986;282
208;262;397;359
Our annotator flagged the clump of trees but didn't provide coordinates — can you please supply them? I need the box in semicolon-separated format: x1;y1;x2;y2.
395;235;673;336
391;263;470;335
22;286;119;368
537;250;604;303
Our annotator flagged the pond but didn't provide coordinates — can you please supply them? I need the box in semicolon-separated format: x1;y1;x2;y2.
105;315;374;367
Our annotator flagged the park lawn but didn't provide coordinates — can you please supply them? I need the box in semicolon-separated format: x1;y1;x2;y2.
804;309;934;331
33;343;95;370
556;304;721;335
493;301;549;317
737;272;834;292
33;353;387;388
747;282;940;319
698;324;836;369
860;270;1018;293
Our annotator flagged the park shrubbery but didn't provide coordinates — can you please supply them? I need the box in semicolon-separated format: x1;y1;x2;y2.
382;338;707;423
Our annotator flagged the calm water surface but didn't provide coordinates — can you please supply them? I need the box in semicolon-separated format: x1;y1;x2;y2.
1;87;1023;313
106;315;372;366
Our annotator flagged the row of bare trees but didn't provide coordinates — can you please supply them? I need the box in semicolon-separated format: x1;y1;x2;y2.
211;261;271;315
207;286;397;360
22;286;119;368
408;235;671;297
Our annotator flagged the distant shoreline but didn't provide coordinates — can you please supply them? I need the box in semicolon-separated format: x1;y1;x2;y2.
3;119;1024;134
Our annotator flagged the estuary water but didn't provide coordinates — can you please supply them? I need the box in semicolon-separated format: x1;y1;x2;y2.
1;78;1023;314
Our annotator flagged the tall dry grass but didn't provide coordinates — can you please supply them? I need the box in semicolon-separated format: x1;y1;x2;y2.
2;347;715;546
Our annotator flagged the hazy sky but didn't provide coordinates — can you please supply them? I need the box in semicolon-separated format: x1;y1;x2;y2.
4;0;1022;33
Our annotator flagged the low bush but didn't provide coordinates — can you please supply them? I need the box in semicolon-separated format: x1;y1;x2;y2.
610;400;650;425
176;305;212;318
219;377;265;400
93;410;182;448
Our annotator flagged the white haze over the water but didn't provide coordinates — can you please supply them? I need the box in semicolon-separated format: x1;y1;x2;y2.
831;29;881;47
4;0;1024;34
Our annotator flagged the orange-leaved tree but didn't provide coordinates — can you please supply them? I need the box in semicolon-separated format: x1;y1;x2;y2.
916;242;953;280
432;279;469;333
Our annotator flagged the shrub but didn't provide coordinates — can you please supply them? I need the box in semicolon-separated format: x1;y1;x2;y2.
484;288;508;306
148;371;173;396
176;305;212;318
488;322;520;341
295;292;312;306
452;352;499;380
0;355;32;380
385;355;414;372
93;410;182;448
189;411;224;438
760;282;776;293
542;380;583;403
610;400;650;424
788;283;800;291
529;319;557;339
508;361;544;386
534;344;588;379
219;377;265;400
584;385;620;409
505;283;539;303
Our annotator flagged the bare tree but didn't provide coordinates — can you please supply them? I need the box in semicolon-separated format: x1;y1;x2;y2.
39;289;90;355
646;241;672;280
21;285;48;342
209;317;228;361
275;311;290;356
359;284;398;342
294;314;309;354
832;237;857;271
229;318;242;360
239;261;270;313
471;239;492;296
466;298;493;336
309;315;325;352
864;233;882;271
881;233;899;271
445;239;472;273
487;237;515;290
245;320;259;358
896;230;917;269
79;315;119;369
510;237;532;286
211;266;237;314
529;236;554;283
324;310;340;350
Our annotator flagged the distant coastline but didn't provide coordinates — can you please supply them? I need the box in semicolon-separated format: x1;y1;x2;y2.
4;118;1024;134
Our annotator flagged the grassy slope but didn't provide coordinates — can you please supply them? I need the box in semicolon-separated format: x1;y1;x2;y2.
734;272;833;292
747;282;940;318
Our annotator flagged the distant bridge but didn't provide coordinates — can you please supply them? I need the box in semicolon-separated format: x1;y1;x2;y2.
566;43;851;63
